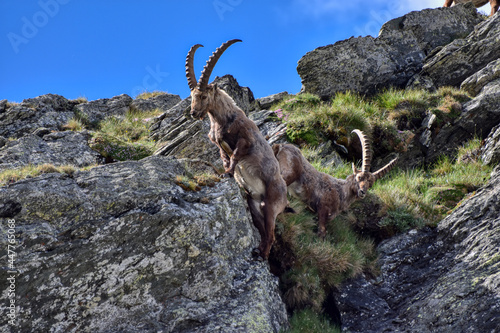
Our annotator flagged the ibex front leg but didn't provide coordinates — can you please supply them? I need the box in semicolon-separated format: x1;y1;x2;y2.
225;138;250;175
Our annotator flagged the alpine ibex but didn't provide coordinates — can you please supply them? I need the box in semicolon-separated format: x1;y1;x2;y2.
185;39;288;260
443;0;498;16
273;130;397;238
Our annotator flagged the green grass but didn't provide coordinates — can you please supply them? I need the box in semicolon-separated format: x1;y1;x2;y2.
0;163;79;186
276;198;377;312
274;87;471;150
286;309;341;333
86;108;163;161
135;90;167;100
372;137;490;232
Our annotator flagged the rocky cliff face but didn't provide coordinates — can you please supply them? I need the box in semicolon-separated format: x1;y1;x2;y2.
297;3;482;99
337;164;500;333
0;156;288;332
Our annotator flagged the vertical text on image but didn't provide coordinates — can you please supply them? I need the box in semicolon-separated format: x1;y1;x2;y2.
5;219;17;326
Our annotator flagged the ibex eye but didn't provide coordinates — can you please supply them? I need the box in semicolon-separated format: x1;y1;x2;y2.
202;95;208;100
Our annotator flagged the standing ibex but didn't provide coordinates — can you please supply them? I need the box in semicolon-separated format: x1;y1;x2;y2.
185;39;288;260
273;130;397;238
443;0;499;16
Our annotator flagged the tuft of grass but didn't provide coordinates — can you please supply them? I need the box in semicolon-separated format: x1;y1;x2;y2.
89;133;154;161
175;175;201;192
135;91;166;100
175;172;221;192
63;117;86;131
89;108;163;161
71;96;88;104
277;92;370;145
276;198;377;312
287;309;341;333
98;109;162;142
0;164;78;187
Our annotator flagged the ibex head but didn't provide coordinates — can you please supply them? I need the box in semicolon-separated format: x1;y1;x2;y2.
185;39;242;119
351;130;397;199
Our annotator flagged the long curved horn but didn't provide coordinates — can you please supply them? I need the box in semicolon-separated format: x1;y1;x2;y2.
352;129;372;172
373;158;398;180
186;44;204;91
198;39;242;91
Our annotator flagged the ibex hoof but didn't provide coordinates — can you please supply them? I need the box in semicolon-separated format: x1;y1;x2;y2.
251;248;265;261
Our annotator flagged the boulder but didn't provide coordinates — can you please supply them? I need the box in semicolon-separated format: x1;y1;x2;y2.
481;123;500;165
0;131;104;172
256;92;290;110
212;75;259;114
0;94;76;139
426;78;500;163
130;93;181;113
74;94;133;124
337;166;500;332
297;3;482;99
410;12;500;89
0;99;8;113
0;156;288;332
461;58;500;96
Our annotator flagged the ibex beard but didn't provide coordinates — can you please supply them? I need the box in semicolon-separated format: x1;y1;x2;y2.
185;39;288;261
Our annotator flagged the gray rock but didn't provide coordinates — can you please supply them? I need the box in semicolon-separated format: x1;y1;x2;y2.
461;58;500;96
130;93;181;113
257;92;290;110
22;93;75;112
481;123;500;165
149;97;192;138
0;99;8;113
337;166;500;333
75;94;133;124
212;75;259;114
297;4;482;98
0;94;76;139
413;12;500;89
0;156;288;332
248;110;288;145
0;131;104;171
427;78;500;163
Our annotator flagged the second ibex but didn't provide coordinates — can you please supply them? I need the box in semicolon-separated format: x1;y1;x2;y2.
273;130;397;238
185;39;288;260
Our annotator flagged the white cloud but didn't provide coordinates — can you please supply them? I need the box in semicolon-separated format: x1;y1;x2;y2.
275;0;490;31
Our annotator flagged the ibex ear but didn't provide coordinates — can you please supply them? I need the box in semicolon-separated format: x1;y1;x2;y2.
352;162;358;175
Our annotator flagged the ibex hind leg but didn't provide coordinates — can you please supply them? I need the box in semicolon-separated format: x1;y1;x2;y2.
246;197;267;261
260;183;288;260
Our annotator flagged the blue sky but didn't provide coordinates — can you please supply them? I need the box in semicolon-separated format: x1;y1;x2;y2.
0;1;489;102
